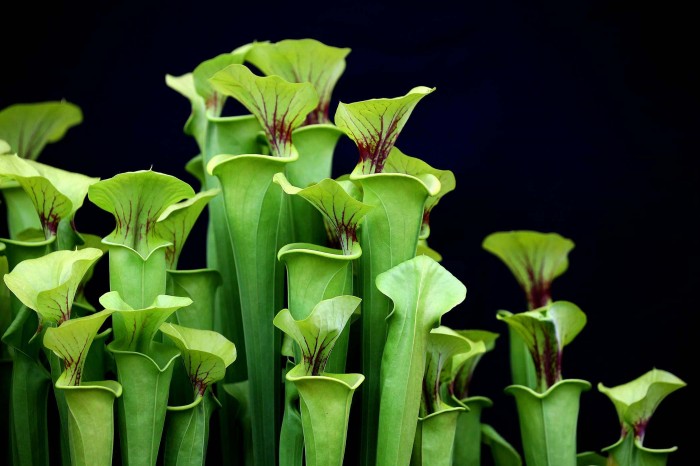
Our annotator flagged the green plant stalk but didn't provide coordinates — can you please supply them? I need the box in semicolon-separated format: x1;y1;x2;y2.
278;242;358;372
411;407;464;466
374;255;466;466
285;124;345;245
202;115;262;465
451;396;493;466
163;393;217;466
109;245;167;310
350;171;440;465
286;365;364;466
209;152;296;466
504;379;591;466
279;360;304;466
47;352;75;466
277;242;357;466
202;114;261;380
166;268;221;331
8;344;51;466
108;342;181;466
507;330;537;390
59;381;122;466
1;236;56;466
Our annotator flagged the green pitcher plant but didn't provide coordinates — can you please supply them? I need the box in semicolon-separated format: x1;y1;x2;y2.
159;322;237;466
411;326;475;466
497;301;591;466
42;308;121;466
483;230;575;389
273;295;363;466
597;368;686;466
0;36;691;466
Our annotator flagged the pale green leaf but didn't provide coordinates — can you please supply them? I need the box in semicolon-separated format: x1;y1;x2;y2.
0;139;10;154
334;86;435;174
375;254;466;466
193;51;249;113
160;322;237;394
99;290;192;353
43;308;114;386
273;295;361;376
246;38;351;124
497;301;586;391
384;147;456;239
449;329;498;399
0;101;82;160
483;230;575;310
0;154;99;238
273;172;372;255
598;368;686;438
87;170;195;259
3;248;103;330
209;64;319;158
423;326;474;414
155;188;220;269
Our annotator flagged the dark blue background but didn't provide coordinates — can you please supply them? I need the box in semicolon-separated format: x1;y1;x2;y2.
2;0;697;463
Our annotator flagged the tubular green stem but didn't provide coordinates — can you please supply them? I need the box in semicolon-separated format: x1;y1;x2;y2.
59;381;122;466
451;396;493;466
199;114;261;464
285;124;345;245
202;114;262;385
350;172;439;466
209;151;297;466
412;407;465;466
505;379;591;466
279;361;304;466
286;365;363;466
9;350;51;466
507;328;537;390
107;245;167;310
278;242;358;373
1;236;56;466
163;392;217;466
108;342;181;466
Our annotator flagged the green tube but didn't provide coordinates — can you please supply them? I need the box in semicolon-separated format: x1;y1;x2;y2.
163;393;218;466
279;360;304;466
278;242;358;372
412;407;464;466
0;185;42;238
350;170;440;465
286;365;363;466
451;396;493;466
60;381;122;466
108;342;181;466
108;245;167;310
374;255;466;466
209;151;297;466
204;116;262;465
8;348;51;466
166;268;222;332
1;236;55;466
504;379;591;466
203;114;261;382
285;124;345;245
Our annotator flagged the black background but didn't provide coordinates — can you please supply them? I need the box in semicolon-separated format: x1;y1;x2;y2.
2;0;697;464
